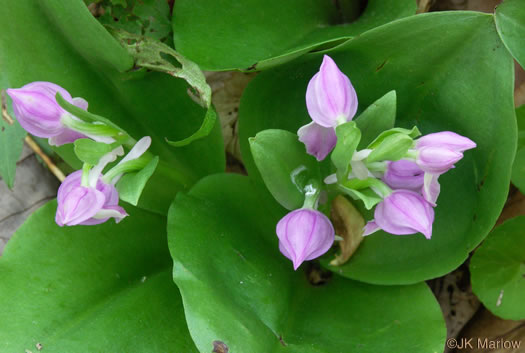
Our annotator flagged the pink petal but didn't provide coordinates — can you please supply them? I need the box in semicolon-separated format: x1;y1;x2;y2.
297;121;337;161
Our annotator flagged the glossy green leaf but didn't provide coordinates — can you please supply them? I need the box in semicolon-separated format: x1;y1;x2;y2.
331;121;361;182
0;0;225;214
355;90;396;148
495;0;525;69
173;0;416;71
239;12;516;284
250;129;321;210
0;201;198;352
470;216;525;320
116;156;159;206
168;173;446;353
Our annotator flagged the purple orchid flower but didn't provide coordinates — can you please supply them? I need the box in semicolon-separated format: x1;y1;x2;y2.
363;190;435;239
55;169;127;226
7;81;88;146
298;55;358;161
276;208;335;270
55;147;127;226
55;136;152;227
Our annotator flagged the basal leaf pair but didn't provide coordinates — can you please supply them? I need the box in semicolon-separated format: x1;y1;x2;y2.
239;11;516;285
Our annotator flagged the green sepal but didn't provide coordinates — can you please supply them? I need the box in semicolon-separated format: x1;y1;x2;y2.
116;156;159;206
249;129;321;210
344;177;391;197
366;133;414;163
331;121;361;182
355;90;396;148
73;138;120;165
338;181;383;210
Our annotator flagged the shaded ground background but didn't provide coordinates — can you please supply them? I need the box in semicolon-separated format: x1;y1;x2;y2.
1;0;525;352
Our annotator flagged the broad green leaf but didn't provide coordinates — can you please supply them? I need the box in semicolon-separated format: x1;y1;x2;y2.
366;133;413;163
239;12;516;284
511;148;525;193
74;138;115;164
511;106;525;192
173;0;416;71
0;107;26;188
0;201;198;352
331;121;361;182
355;90;397;148
249;129;321;210
470;216;525;320
116;155;159;206
0;0;225;214
495;0;525;69
168;173;446;353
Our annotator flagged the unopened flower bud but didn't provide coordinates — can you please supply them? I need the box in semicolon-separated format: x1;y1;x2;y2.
416;131;476;153
371;190;434;239
276;208;335;270
7;81;88;145
306;55;358;128
416;146;463;174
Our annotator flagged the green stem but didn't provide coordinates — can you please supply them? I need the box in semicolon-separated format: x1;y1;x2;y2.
103;158;149;183
81;163;91;187
302;179;321;209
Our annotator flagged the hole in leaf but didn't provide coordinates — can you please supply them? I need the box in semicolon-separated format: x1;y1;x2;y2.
160;52;182;69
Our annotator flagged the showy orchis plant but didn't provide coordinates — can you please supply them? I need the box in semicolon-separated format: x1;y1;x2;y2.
7;81;155;226
251;55;476;270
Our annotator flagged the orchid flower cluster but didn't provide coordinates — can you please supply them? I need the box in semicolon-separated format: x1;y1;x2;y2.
275;56;476;270
7;82;153;226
